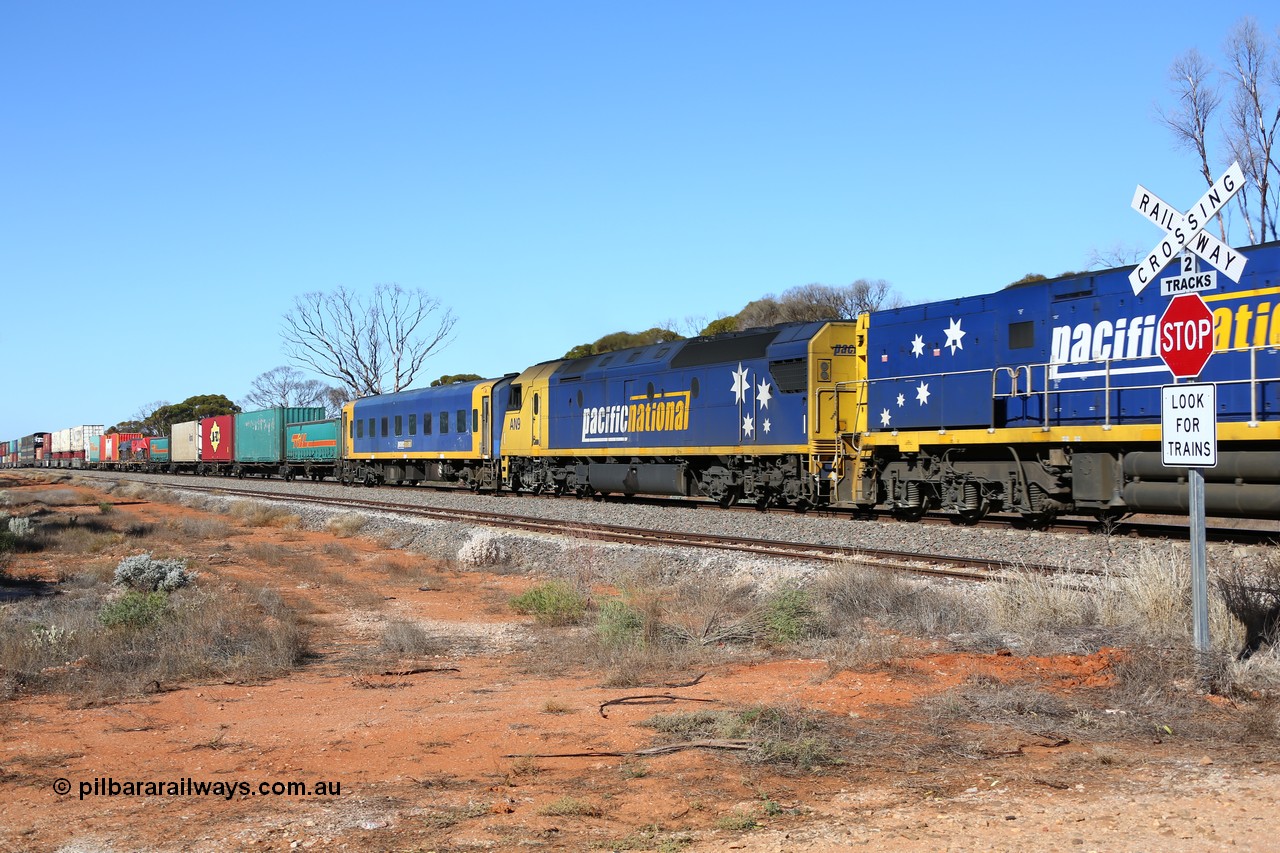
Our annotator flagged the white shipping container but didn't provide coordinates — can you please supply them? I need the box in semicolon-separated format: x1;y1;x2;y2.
70;425;84;451
171;421;200;463
52;428;71;454
81;425;104;456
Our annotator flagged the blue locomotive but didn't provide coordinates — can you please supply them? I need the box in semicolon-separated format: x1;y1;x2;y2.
856;240;1280;521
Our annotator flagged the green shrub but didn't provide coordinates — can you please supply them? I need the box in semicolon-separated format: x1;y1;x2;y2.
509;581;588;626
761;587;818;644
99;591;170;629
596;599;645;648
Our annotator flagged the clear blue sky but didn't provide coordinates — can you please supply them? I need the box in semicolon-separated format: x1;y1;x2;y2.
1;2;1270;438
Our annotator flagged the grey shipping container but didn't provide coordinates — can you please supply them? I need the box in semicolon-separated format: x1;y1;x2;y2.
234;407;326;464
171;421;200;463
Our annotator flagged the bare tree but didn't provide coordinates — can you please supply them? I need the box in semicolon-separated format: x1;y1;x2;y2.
1087;243;1146;269
111;400;170;435
323;385;353;419
1158;19;1279;244
1158;48;1226;239
1223;18;1279;243
839;278;903;314
282;284;456;397
243;366;329;411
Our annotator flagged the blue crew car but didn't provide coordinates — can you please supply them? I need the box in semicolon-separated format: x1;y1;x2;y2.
340;376;515;489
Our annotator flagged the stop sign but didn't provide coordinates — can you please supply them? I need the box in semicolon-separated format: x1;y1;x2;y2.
1158;294;1215;378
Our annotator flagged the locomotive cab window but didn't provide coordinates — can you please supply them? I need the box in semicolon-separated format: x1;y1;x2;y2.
472;408;479;432
1009;320;1035;350
508;385;523;411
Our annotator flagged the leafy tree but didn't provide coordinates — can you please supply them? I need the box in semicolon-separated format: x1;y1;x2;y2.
431;373;484;387
243;366;330;410
112;395;239;436
699;316;740;336
146;395;240;436
562;327;681;359
1006;273;1048;288
282;283;456;397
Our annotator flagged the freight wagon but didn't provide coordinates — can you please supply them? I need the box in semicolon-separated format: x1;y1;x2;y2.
198;414;236;474
284;419;341;480
231;407;327;477
18;433;50;467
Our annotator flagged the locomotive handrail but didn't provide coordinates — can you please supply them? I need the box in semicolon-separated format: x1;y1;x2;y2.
994;343;1278;430
854;343;1277;434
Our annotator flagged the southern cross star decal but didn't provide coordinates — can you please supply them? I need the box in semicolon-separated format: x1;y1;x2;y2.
880;409;892;427
896;392;905;407
731;363;750;403
916;381;931;405
943;317;965;355
756;380;772;408
743;414;755;436
910;334;925;358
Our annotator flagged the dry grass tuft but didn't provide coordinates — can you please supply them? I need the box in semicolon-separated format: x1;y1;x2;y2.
226;502;300;529
326;513;367;538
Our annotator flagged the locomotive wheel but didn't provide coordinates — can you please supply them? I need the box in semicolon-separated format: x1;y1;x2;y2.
363;472;377;487
1018;510;1055;531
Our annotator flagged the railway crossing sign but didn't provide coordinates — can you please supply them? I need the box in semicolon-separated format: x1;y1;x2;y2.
1128;161;1248;294
1157;293;1215;378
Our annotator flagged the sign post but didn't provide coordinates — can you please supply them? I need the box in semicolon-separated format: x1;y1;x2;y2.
1160;383;1216;652
1133;164;1246;654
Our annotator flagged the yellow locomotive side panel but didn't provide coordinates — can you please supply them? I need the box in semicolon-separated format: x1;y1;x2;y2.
340;401;357;462
499;361;561;460
806;318;869;498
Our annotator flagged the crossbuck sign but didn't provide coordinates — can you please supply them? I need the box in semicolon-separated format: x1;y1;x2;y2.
1128;161;1248;294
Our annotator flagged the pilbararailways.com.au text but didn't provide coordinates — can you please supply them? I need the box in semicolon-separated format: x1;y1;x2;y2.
54;777;342;800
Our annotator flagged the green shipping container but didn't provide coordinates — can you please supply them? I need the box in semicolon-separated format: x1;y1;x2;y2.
234;407;326;464
149;438;170;462
286;419;339;463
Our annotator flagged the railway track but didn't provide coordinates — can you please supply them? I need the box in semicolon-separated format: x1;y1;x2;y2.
81;475;1071;583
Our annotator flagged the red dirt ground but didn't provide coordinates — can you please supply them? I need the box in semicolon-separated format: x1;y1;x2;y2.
1;475;1276;852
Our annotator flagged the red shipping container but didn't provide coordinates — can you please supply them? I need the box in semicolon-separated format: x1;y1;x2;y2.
101;433;143;462
201;415;235;462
